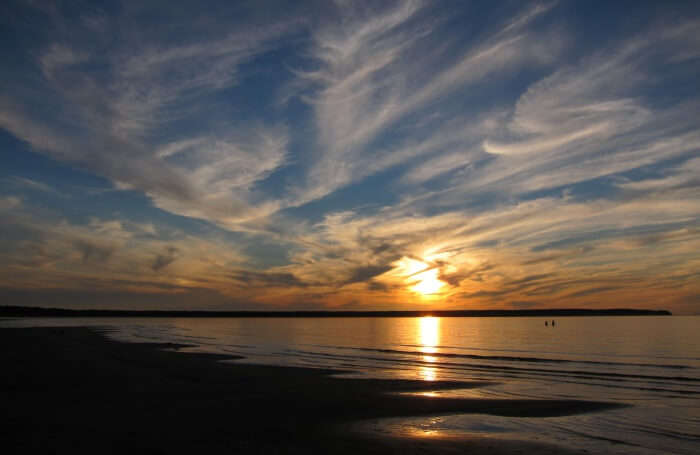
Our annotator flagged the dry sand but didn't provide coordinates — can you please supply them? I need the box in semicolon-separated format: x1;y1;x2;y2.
1;326;623;454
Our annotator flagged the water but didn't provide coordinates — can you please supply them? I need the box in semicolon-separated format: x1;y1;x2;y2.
3;316;699;453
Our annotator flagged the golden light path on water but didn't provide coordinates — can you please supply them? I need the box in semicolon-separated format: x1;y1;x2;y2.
418;316;440;382
411;316;444;437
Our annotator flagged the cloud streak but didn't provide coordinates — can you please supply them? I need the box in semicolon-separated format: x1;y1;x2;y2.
0;1;698;312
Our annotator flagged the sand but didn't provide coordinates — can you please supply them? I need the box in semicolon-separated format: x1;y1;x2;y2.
1;326;622;454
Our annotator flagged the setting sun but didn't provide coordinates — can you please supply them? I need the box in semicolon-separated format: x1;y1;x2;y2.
410;269;445;295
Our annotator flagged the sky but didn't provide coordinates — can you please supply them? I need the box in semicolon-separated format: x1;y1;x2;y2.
1;0;699;313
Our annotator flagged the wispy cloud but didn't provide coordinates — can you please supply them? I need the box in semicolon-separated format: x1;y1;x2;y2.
462;25;700;197
0;196;21;211
1;1;699;311
288;1;561;205
0;5;298;229
0;204;251;301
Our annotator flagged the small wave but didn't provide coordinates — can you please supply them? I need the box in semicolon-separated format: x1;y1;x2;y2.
398;344;700;362
281;348;700;395
341;346;693;371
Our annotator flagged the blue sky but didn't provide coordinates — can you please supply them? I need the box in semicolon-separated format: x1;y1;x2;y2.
1;0;699;312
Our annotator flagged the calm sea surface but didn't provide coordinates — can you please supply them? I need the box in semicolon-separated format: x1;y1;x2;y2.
3;316;699;453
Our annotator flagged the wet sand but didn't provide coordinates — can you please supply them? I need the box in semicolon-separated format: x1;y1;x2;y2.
1;326;623;454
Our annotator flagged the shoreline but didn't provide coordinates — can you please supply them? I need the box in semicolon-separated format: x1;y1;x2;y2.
1;325;624;453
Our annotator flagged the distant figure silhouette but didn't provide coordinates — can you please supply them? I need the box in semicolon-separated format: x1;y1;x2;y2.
545;320;548;326
552;320;555;326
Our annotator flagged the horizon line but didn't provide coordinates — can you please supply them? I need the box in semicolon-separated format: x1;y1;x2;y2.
0;306;672;318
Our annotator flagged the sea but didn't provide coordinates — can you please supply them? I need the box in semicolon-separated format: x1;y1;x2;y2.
2;315;698;454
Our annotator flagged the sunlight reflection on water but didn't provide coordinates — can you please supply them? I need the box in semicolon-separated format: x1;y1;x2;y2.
418;316;439;353
418;316;440;381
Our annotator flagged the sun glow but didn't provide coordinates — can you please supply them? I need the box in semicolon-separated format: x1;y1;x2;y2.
389;255;447;296
411;268;445;295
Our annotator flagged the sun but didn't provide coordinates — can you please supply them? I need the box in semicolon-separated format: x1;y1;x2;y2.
390;255;447;296
410;269;445;295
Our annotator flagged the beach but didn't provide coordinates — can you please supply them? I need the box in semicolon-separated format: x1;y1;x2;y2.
1;325;624;454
